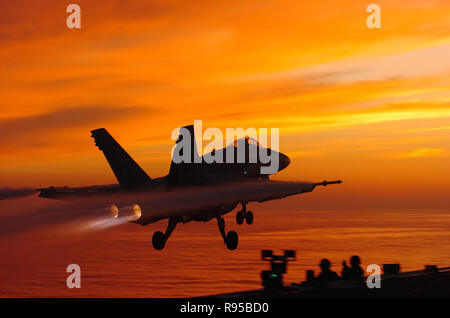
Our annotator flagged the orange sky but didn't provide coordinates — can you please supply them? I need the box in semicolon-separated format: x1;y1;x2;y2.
0;0;449;209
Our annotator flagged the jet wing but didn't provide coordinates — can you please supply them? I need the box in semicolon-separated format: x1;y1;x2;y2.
33;180;341;226
211;179;342;204
250;180;340;202
115;179;342;224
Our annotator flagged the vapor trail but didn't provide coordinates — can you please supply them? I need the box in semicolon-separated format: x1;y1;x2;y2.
0;188;36;201
0;180;316;237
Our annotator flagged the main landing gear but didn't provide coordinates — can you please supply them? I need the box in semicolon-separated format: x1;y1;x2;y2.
152;218;177;250
236;203;254;225
217;215;238;250
152;205;251;251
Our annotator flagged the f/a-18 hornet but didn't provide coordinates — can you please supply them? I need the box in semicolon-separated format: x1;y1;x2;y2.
38;124;341;250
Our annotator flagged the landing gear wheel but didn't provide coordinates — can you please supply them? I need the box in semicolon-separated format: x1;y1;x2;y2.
245;211;254;225
225;231;239;250
236;211;244;225
152;231;166;250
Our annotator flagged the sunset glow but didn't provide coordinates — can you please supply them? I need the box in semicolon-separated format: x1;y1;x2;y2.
1;0;449;209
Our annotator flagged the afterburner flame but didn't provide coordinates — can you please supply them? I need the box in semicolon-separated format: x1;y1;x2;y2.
109;204;119;219
130;204;142;221
110;204;142;221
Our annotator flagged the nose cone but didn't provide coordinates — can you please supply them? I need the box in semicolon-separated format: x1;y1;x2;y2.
279;152;290;171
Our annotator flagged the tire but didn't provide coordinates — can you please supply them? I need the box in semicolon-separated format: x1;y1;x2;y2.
225;231;239;250
152;231;166;250
236;211;244;225
245;211;254;225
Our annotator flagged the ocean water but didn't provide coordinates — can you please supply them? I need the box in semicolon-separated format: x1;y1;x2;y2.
1;207;450;297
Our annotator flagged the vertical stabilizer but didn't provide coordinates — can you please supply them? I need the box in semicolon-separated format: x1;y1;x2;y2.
91;128;151;189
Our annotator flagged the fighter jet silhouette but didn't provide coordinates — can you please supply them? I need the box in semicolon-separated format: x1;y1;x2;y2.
38;125;341;250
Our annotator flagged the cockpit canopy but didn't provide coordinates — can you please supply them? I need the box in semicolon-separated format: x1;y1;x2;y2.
231;136;260;148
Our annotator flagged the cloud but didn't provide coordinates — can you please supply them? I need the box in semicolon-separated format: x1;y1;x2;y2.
287;150;326;158
235;43;450;85
0;105;150;146
256;101;450;134
0;0;176;45
401;148;447;158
